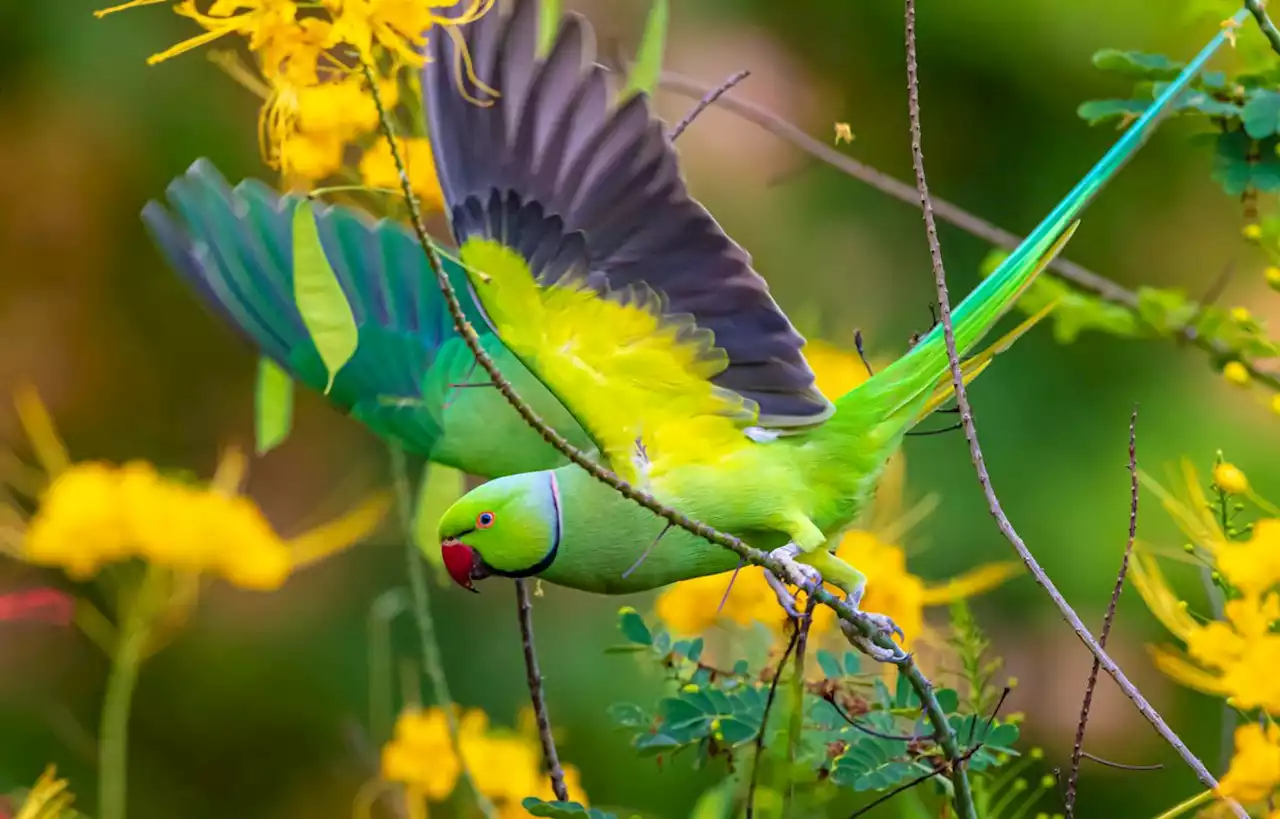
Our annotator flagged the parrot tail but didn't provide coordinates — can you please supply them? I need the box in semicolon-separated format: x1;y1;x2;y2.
142;159;488;455
830;11;1242;444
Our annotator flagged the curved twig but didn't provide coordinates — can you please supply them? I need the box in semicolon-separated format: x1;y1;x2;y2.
899;6;1247;816
516;579;569;801
1065;408;1140;816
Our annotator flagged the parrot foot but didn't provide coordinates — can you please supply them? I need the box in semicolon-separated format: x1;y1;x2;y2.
838;581;909;665
766;543;823;594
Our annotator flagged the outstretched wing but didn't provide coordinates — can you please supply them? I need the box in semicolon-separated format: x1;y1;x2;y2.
142;159;593;477
423;0;829;480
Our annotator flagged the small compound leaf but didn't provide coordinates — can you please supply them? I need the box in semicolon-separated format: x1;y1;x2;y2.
1077;98;1148;127
607;702;649;729
1091;49;1185;80
935;688;960;715
522;797;619;819
816;649;843;680
292;199;358;393
1244;90;1280;138
617;607;652;645
254;357;293;455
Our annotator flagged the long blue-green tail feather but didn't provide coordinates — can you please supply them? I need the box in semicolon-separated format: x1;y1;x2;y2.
840;10;1244;428
142;159;490;455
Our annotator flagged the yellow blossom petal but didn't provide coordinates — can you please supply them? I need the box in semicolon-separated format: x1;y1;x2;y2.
1147;644;1230;697
1214;462;1250;495
919;562;1020;606
287;490;392;568
1128;547;1201;642
14;765;75;819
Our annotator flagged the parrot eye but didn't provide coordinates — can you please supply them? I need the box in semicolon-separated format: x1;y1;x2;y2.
476;511;495;529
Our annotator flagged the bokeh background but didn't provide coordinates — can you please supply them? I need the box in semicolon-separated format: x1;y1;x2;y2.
0;0;1272;816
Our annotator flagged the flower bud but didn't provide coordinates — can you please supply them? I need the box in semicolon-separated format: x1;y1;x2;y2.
1214;462;1250;495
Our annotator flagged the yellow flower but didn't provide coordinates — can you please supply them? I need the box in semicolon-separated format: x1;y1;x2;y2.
1214;462;1250;495
1225;361;1252;386
97;0;496;184
7;387;391;590
1230;306;1253;324
381;708;461;799
359;137;445;209
13;765;75;819
1244;223;1264;241
1272;394;1280;416
1219;723;1280;803
833;122;854;144
1266;266;1280;291
382;706;589;812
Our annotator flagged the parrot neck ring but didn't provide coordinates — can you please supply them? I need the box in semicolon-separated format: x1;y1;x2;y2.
440;473;563;593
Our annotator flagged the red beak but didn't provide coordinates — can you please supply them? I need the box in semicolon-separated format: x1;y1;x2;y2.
441;539;479;593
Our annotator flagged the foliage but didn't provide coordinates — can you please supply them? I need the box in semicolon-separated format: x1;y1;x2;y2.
600;607;1033;816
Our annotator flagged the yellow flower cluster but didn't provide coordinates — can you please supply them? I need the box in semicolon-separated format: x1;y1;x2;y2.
654;340;1018;649
5;388;390;591
1132;460;1280;716
382;706;588;818
1219;723;1280;804
96;0;493;199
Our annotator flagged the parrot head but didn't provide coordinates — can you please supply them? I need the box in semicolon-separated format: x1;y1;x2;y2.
436;471;563;592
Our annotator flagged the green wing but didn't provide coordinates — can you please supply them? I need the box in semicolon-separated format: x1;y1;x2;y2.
142;159;594;478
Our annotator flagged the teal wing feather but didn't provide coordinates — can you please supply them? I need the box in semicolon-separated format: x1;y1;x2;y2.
142;159;592;476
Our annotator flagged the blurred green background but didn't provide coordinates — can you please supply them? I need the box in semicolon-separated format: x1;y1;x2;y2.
0;0;1274;816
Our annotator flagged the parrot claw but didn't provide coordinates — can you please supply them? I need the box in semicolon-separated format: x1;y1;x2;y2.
763;570;804;619
839;580;909;665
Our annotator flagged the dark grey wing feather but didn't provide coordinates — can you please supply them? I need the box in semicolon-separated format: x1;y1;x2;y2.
424;0;832;427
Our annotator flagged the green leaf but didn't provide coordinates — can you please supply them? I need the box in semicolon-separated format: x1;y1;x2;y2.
816;649;843;680
634;731;682;755
935;688;960;714
686;637;704;663
537;0;560;56
1209;131;1280;196
607;702;649;729
1077;98;1148;127
292;199;357;393
715;717;757;745
617;607;652;645
254;357;293;455
522;797;619;819
1091;49;1185;80
985;722;1020;749
622;0;668;100
842;652;861;676
1243;90;1280;138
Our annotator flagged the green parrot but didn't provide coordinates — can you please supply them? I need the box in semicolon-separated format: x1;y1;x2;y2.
421;0;1239;659
138;0;1233;661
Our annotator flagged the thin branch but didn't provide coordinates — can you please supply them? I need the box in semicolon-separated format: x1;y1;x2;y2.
389;445;496;818
900;5;976;814
516;579;568;801
785;594;820;817
668;70;751;141
899;8;1247;817
1081;752;1163;772
1066;407;1140;817
1246;0;1280;57
747;622;802;819
655;73;1280;392
824;695;922;742
359;60;975;814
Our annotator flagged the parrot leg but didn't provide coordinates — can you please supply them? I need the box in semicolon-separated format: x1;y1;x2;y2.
766;542;823;592
803;550;908;665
